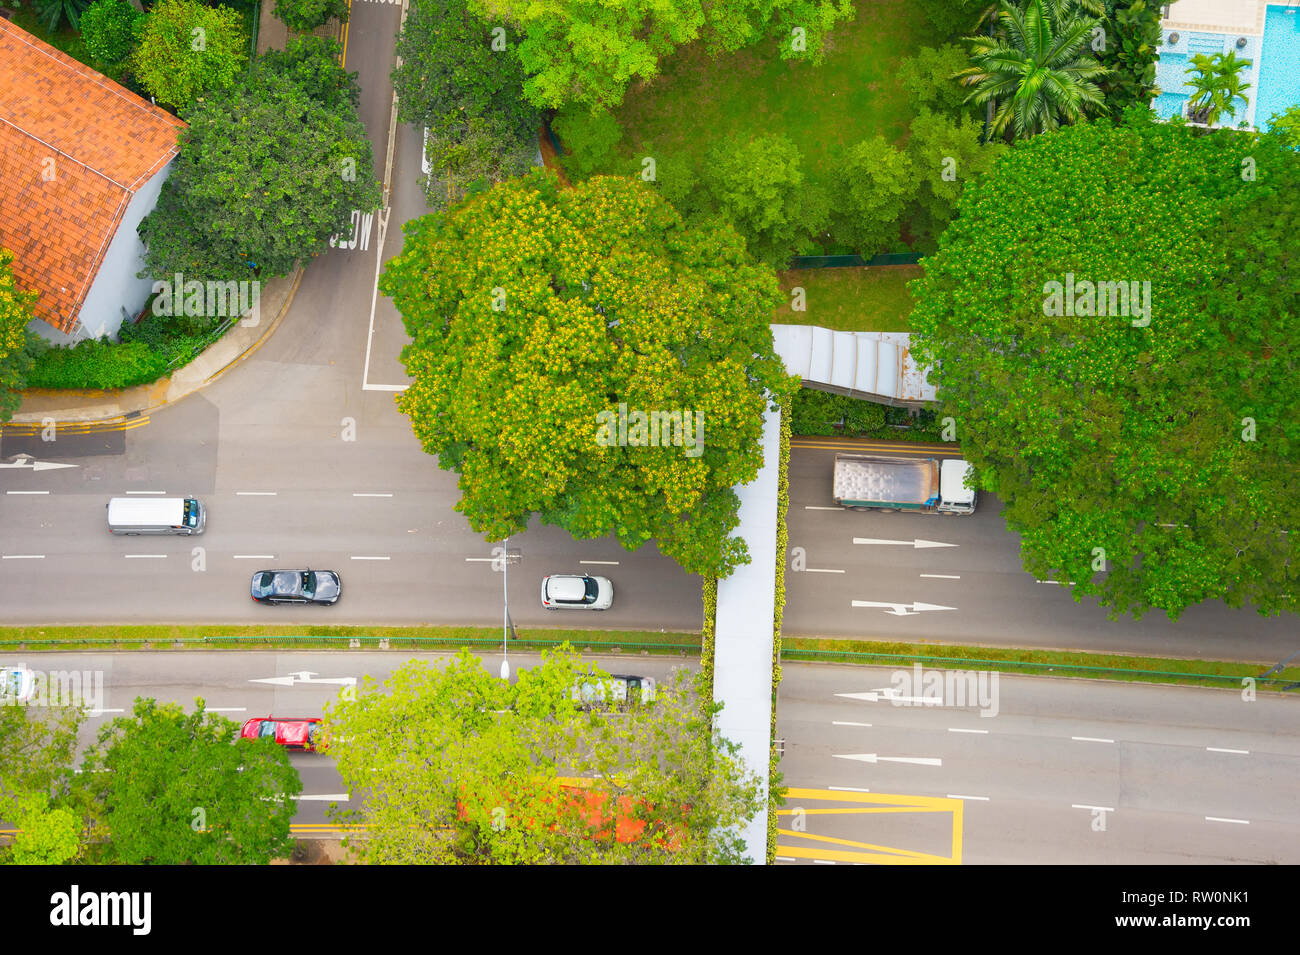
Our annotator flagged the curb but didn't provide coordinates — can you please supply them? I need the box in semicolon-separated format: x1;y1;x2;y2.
12;264;306;425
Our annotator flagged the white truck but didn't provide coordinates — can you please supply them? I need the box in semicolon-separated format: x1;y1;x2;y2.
832;454;976;515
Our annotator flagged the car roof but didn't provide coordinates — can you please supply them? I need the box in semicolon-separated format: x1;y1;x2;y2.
548;576;587;600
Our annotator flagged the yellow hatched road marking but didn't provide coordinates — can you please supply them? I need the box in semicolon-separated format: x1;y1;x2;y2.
776;788;963;865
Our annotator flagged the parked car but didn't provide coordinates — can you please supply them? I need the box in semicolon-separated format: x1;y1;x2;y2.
571;674;656;710
0;665;36;704
250;569;341;606
239;716;325;752
541;574;613;610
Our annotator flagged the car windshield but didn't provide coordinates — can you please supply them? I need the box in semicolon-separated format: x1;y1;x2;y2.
253;572;276;596
258;721;277;739
301;572;316;596
184;499;199;527
585;577;599;601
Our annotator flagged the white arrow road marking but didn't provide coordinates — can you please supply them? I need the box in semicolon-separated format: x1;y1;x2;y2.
851;600;957;616
0;455;78;471
853;537;958;549
836;690;944;705
832;754;943;766
248;671;357;688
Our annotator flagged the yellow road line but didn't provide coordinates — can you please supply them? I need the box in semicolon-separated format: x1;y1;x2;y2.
340;0;351;68
791;439;960;455
777;828;940;861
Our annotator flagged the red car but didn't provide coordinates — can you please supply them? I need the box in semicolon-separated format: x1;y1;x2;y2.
240;716;325;752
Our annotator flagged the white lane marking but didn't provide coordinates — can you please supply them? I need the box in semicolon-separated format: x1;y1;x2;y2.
2;554;44;559
948;728;989;734
1206;747;1249;754
236;491;277;496
1205;816;1249;825
125;490;166;495
805;506;844;510
828;786;871;793
1072;804;1115;812
854;537;958;549
805;568;845;573
920;574;961;579
1036;579;1077;585
234;555;275;560
353;493;393;497
947;794;990;801
580;560;620;565
125;554;166;559
832;721;872;727
88;708;126;717
1071;736;1115;743
851;600;957;616
206;707;248;712
465;557;495;562
6;490;49;495
775;855;796;861
293;794;351;802
813;860;835;865
833;753;942;766
350;555;390;560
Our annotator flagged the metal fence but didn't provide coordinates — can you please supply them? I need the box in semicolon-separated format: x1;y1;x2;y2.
789;252;923;268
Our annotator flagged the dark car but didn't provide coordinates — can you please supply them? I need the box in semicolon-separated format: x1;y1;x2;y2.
250;569;341;605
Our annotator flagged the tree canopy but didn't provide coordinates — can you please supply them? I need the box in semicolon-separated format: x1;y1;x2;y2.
139;65;381;284
470;0;854;112
910;113;1300;621
82;698;301;864
325;648;764;863
381;170;792;578
130;0;249;112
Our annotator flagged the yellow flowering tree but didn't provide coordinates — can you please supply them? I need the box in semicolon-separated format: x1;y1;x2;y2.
0;247;37;422
381;170;793;577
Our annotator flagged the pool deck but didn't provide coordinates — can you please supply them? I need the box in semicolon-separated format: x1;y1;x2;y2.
1164;0;1267;35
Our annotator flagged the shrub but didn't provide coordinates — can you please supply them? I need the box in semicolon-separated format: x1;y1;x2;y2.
789;388;844;436
897;44;974;119
842;397;886;433
273;0;348;33
829;137;914;256
25;339;170;390
81;0;141;66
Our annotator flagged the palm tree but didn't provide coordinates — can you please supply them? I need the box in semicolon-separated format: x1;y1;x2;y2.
956;0;1112;142
1184;51;1252;127
33;0;90;32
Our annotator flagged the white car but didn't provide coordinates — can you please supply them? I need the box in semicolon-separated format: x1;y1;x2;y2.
540;574;613;610
0;665;36;704
571;674;656;709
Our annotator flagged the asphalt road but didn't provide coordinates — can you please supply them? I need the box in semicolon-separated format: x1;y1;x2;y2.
4;650;1294;864
784;437;1300;662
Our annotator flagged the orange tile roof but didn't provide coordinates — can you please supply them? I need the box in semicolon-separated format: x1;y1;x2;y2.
0;18;186;334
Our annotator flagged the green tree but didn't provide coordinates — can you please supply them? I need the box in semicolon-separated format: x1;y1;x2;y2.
3;792;84;865
326;648;763;863
898;44;978;120
705;133;828;267
829;136;914;256
904;109;1005;252
130;0;249;112
381;170;792;578
909;114;1300;621
0;248;38;423
552;107;623;179
1096;0;1160;117
1268;104;1300;148
1184;50;1252;127
422;116;537;212
253;36;359;111
80;0;142;67
473;0;854;112
272;0;347;32
82;698;301;864
956;0;1111;141
0;690;84;798
139;69;381;284
393;0;538;143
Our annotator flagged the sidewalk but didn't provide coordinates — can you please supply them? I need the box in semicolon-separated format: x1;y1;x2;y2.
9;4;347;425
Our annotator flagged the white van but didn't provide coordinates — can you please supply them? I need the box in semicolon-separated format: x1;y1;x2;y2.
106;497;206;535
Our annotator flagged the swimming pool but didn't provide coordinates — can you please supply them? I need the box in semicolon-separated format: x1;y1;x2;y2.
1256;4;1300;130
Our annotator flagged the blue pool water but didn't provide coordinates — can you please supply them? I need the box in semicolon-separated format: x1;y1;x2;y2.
1257;4;1300;130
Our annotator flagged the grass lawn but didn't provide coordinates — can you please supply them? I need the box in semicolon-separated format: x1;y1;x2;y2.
773;265;918;332
580;0;937;197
